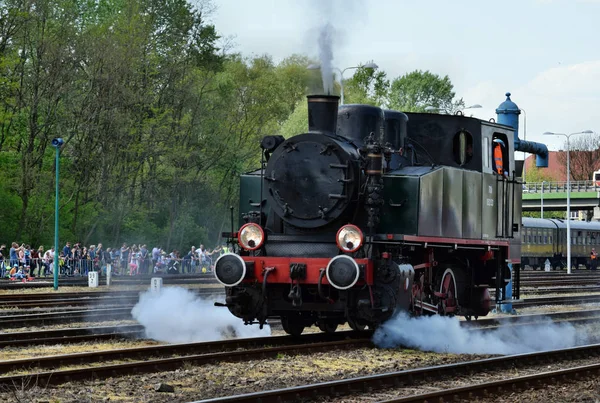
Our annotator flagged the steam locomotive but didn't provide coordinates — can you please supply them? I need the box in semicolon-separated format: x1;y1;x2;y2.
214;93;547;336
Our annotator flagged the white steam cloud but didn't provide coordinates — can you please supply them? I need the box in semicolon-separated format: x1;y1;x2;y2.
373;313;589;355
318;23;335;94
131;287;270;343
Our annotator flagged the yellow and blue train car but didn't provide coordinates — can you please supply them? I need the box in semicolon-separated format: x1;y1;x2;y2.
522;217;600;270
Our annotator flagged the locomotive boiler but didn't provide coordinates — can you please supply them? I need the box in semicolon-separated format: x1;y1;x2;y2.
214;93;549;336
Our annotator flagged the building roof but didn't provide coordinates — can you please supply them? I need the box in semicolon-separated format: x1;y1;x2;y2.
524;151;566;181
524;149;600;181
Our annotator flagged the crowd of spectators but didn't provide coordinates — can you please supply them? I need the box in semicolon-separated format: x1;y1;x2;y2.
0;241;229;281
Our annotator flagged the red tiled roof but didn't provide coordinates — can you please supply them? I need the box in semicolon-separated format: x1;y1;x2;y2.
524;152;566;181
524;150;600;181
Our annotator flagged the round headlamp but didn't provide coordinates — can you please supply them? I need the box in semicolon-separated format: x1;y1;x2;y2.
238;223;265;251
336;224;363;253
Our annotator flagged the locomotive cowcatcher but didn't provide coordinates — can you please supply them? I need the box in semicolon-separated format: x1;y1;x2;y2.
214;93;532;336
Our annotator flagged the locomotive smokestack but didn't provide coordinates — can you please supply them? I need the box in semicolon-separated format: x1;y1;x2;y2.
307;95;339;133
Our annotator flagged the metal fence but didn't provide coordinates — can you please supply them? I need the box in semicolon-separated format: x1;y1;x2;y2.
1;255;217;279
524;180;600;193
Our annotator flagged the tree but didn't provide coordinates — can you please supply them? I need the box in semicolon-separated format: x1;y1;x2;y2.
343;63;389;106
556;133;600;181
388;70;464;113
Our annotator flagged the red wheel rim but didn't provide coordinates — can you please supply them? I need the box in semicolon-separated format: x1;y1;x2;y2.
441;271;457;308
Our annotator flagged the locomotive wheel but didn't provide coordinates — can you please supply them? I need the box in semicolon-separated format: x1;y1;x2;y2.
440;268;458;313
347;316;367;331
281;316;305;337
436;266;467;316
318;320;338;333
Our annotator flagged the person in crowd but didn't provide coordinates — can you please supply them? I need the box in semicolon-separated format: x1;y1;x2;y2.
31;246;42;276
129;245;140;275
103;247;113;275
167;250;180;274
182;247;193;273
23;244;31;270
43;247;54;276
0;244;5;278
10;264;27;281
203;246;222;272
190;246;198;273
197;245;206;272
152;246;161;271
9;242;18;269
120;243;130;273
88;245;97;273
154;251;165;274
17;245;25;268
58;251;68;276
72;243;81;276
62;241;71;261
140;244;149;274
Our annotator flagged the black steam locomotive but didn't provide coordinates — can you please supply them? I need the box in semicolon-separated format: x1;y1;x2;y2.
214;94;526;336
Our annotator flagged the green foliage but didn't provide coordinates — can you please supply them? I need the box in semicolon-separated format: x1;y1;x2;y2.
388;70;464;112
280;100;308;138
525;166;555;183
0;0;310;251
343;63;390;106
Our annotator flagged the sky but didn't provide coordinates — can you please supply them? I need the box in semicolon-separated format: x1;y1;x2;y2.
211;0;600;155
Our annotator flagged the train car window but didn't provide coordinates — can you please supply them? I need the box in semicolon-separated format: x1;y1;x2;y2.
483;137;490;168
549;235;553;244
453;131;473;166
544;235;548;244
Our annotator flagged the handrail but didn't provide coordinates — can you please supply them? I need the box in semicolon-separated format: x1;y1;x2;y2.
523;180;600;193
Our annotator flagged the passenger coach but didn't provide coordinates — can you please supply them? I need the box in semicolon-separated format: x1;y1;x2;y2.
522;217;600;269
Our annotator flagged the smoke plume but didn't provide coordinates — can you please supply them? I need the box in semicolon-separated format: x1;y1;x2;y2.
372;313;589;355
318;23;335;94
131;287;270;343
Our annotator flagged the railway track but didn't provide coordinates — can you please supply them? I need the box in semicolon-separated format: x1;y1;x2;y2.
1;308;597;348
192;343;600;403
0;324;145;348
0;330;370;386
511;294;600;307
0;307;134;328
2;309;599;388
518;285;600;295
1;293;598;330
0;288;224;309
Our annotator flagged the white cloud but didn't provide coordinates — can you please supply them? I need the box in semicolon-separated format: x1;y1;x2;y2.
461;60;600;152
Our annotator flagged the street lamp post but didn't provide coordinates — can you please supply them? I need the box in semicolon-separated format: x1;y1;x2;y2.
543;130;594;274
51;138;64;290
307;62;378;105
541;180;547;219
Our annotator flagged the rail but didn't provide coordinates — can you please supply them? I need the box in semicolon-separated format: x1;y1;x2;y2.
524;180;600;193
